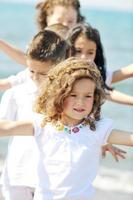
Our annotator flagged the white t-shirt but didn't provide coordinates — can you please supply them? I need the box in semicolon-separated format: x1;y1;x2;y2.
33;118;114;200
0;79;39;188
7;69;29;87
106;70;113;87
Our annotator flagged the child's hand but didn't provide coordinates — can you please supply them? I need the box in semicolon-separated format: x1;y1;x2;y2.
102;144;127;162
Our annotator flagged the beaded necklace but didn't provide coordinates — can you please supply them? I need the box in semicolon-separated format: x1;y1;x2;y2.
55;121;86;134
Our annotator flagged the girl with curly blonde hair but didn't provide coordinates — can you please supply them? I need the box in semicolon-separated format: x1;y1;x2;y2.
35;57;105;130
0;57;133;200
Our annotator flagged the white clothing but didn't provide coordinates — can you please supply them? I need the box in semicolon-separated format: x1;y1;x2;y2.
33;118;114;200
0;79;39;188
2;185;34;200
7;69;29;87
106;70;113;86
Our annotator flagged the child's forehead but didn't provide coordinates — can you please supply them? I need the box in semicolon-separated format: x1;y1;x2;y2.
74;78;95;86
71;78;96;92
76;33;89;41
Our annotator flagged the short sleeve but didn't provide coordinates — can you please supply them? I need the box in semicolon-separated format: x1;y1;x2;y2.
0;88;17;120
33;114;43;137
96;118;115;146
7;69;29;87
106;70;113;86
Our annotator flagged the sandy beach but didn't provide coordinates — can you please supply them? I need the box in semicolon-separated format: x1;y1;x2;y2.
0;187;132;200
94;190;133;200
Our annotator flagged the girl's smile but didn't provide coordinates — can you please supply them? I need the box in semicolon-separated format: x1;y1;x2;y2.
73;108;85;113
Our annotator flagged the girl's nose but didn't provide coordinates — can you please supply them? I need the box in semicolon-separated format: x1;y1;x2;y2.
76;97;84;105
32;73;39;81
80;54;87;59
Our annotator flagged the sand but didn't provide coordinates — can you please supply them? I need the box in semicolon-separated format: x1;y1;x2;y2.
0;188;132;200
94;189;133;200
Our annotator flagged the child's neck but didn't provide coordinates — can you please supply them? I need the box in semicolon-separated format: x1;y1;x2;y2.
60;115;84;127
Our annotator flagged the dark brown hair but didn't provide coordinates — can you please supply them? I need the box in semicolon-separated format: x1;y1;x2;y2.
26;29;70;63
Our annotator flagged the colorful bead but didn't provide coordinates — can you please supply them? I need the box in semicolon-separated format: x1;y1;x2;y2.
72;127;79;133
55;122;85;134
64;127;67;131
56;124;64;131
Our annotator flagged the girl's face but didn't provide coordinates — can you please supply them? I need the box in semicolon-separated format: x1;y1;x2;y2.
47;5;77;28
74;34;97;61
62;78;95;126
26;59;53;87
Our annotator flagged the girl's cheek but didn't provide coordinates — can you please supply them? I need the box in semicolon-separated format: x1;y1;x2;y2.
87;99;94;106
63;99;69;109
39;77;45;85
63;98;73;108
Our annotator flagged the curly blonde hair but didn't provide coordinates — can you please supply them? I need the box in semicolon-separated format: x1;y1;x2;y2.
36;0;85;30
35;57;105;130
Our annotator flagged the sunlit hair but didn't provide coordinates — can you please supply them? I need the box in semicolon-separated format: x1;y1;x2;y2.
68;22;113;90
26;29;70;63
45;23;69;39
36;0;85;30
35;57;105;131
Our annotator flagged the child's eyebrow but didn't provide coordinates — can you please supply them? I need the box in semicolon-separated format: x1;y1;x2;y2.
71;91;94;94
84;92;94;95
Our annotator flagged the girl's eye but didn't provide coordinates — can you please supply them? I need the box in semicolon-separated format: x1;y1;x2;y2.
88;52;93;55
30;70;34;74
70;94;76;97
88;52;95;55
39;73;47;76
75;49;82;54
86;95;92;98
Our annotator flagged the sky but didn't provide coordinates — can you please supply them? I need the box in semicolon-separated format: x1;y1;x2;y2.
0;0;133;11
81;0;133;11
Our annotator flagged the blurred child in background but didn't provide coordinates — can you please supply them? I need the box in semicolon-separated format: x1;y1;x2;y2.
0;29;70;200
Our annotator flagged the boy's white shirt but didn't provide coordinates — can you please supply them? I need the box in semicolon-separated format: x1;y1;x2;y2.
7;69;29;87
0;78;39;188
33;117;114;200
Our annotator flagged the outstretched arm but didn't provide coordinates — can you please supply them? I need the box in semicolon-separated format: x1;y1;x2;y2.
107;129;133;146
0;120;34;136
0;39;27;66
106;89;133;105
112;64;133;83
0;69;27;91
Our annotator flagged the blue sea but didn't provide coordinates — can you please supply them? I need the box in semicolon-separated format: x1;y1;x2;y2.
0;1;133;196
